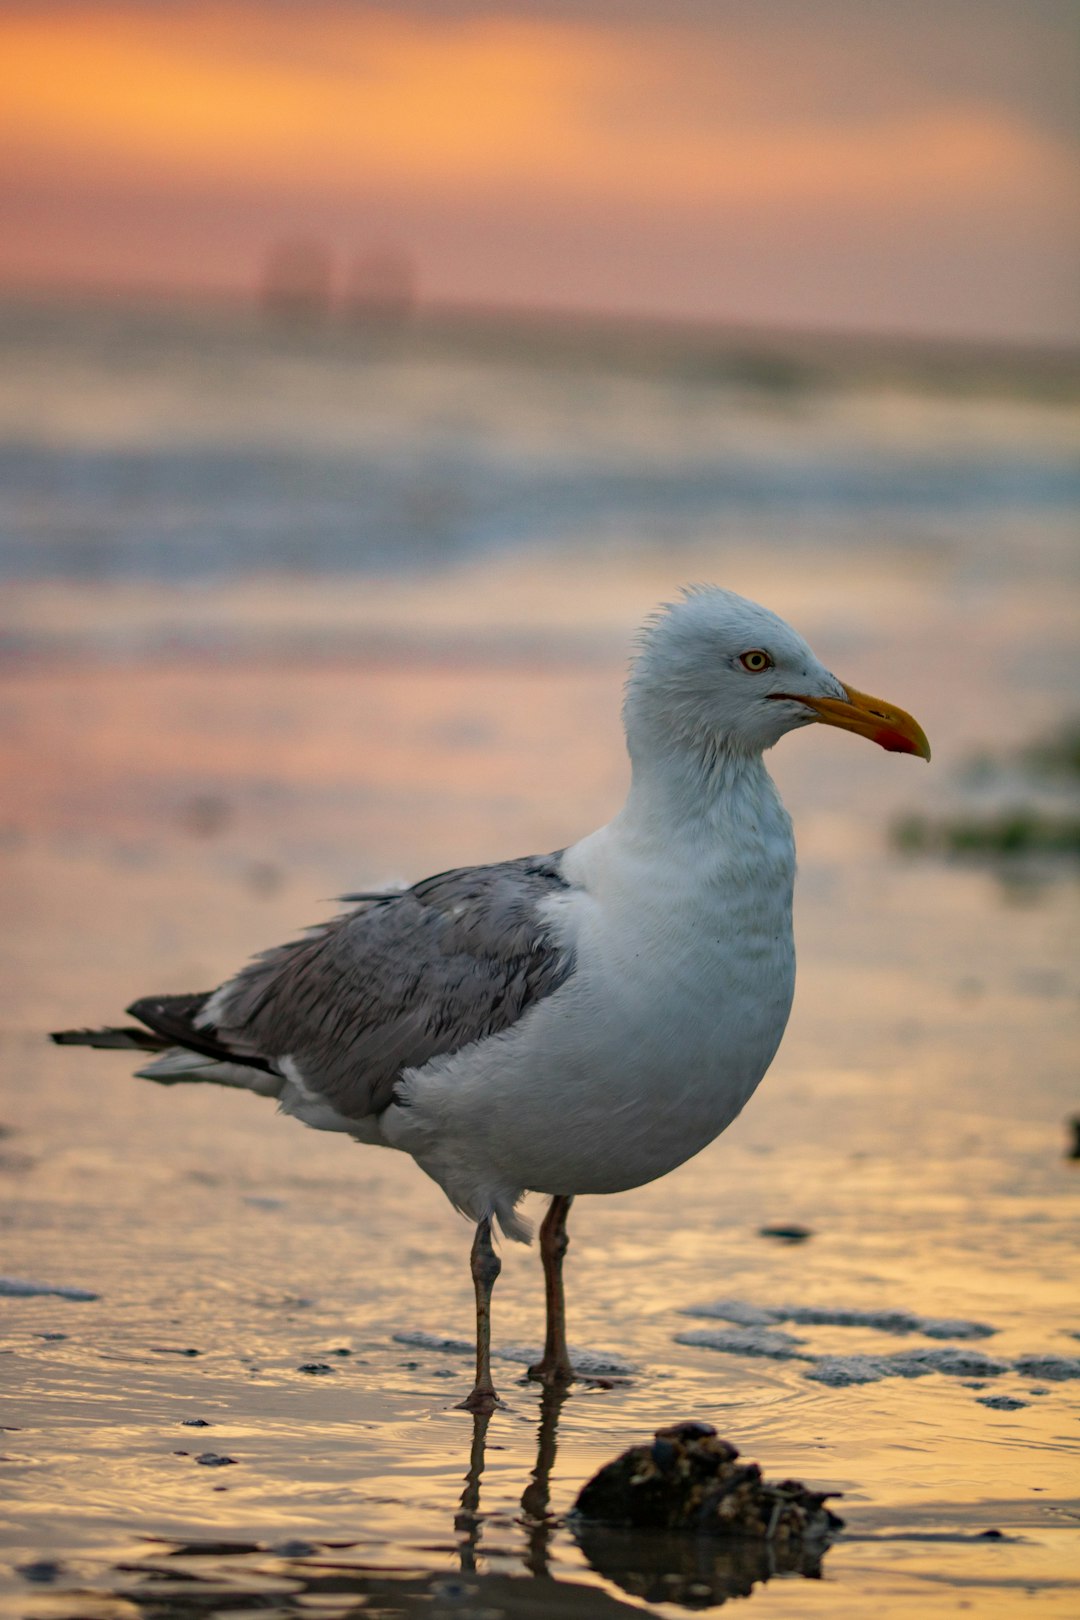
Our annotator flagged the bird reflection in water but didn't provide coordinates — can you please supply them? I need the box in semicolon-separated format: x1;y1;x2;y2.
454;1386;567;1581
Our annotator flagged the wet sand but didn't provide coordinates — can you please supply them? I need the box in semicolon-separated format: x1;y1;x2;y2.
3;570;1079;1617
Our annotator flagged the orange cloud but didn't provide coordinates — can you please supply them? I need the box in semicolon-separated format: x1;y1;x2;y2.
1;7;623;193
2;2;1070;211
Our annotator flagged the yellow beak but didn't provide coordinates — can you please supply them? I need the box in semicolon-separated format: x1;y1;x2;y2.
791;684;931;760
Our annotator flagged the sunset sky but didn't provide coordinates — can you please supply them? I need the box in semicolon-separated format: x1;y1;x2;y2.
2;0;1078;343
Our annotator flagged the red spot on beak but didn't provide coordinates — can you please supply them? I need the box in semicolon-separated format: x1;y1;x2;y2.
875;727;921;755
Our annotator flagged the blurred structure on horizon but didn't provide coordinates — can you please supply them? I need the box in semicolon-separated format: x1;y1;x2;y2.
345;249;417;327
260;238;335;324
260;240;417;326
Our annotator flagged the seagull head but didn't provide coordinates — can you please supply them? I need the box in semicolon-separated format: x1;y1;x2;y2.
626;586;930;764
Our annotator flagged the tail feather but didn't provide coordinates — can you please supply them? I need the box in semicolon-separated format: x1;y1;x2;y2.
134;1048;284;1092
52;998;283;1098
51;1026;168;1052
51;1023;282;1095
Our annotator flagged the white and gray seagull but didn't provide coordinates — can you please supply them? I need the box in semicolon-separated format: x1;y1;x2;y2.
53;587;929;1411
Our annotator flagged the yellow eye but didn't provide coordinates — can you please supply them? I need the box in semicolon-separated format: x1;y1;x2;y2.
739;649;772;672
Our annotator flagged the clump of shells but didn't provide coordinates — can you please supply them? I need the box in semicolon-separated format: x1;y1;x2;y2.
574;1420;843;1544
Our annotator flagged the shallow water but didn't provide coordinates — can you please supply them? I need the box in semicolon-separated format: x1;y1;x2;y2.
2;303;1079;1616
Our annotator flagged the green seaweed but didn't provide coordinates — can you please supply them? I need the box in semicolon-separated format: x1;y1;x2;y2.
1019;719;1080;781
895;716;1080;865
893;809;1080;859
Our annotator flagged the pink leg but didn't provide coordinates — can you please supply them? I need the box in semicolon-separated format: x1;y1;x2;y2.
528;1195;575;1386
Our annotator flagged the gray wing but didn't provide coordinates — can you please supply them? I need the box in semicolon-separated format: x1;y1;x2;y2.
200;853;575;1119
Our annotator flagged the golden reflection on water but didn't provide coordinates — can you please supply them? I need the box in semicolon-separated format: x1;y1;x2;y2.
2;550;1079;1616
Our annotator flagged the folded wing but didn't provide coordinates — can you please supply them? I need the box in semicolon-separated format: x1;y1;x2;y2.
136;854;575;1121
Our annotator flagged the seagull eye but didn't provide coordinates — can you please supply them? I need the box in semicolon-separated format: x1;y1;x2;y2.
739;650;773;672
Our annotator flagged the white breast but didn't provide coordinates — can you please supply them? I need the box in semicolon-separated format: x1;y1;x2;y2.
388;758;797;1220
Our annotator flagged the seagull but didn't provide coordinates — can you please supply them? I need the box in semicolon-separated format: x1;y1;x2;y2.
52;587;929;1411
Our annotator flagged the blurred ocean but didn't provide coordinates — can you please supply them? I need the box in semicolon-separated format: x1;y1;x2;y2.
3;297;1078;611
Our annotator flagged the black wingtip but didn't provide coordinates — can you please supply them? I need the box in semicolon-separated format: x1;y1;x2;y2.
125;991;276;1076
50;1025;166;1051
51;1027;101;1045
